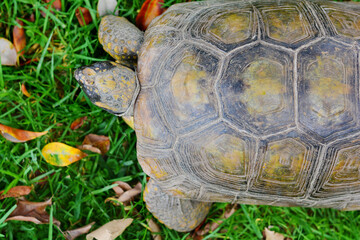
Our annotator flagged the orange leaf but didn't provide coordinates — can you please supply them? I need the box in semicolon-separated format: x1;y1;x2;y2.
77;134;110;155
76;7;93;26
21;83;31;97
13;18;26;56
0;186;32;200
45;0;61;11
6;199;60;227
0;123;47;142
70;116;87;130
42;142;87;166
135;0;165;31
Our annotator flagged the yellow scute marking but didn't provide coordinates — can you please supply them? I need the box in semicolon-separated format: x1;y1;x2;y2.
209;12;251;44
95;102;118;112
171;53;209;118
205;134;248;175
241;59;285;115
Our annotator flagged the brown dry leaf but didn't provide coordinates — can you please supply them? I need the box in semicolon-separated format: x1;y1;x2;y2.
42;142;88;166
97;0;118;17
117;182;142;203
135;0;165;31
0;123;47;142
45;0;61;11
106;182;142;205
0;186;32;200
86;218;133;240
77;134;110;155
76;7;93;26
0;37;17;66
147;218;162;240
70;116;87;130
6;198;60;227
64;222;95;240
21;83;31;97
195;204;238;237
13;18;26;56
263;228;289;240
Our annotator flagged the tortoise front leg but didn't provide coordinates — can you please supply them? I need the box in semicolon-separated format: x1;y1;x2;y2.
99;15;143;65
144;179;212;232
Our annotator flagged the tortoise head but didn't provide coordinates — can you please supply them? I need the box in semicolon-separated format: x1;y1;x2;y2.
75;15;144;117
75;61;140;116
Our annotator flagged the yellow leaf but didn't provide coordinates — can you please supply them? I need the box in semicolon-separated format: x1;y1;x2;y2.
0;123;47;142
42;142;87;167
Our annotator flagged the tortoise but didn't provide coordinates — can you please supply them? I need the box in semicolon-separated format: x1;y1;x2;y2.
75;0;360;232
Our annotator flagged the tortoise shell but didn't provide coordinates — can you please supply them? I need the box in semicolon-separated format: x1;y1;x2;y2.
135;0;360;210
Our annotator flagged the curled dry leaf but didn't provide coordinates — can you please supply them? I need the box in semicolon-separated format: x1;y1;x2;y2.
136;0;165;31
0;186;32;200
147;218;162;240
42;142;87;167
117;182;142;203
86;218;133;240
76;7;93;26
77;134;110;155
70;116;87;130
0;123;47;142
6;198;60;227
0;38;17;66
97;0;119;17
106;181;142;205
13;18;26;56
21;83;31;97
64;222;95;240
263;228;290;240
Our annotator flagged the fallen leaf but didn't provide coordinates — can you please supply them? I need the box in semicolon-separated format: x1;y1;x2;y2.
41;0;62;17
42;142;87;167
194;204;238;237
263;228;289;240
106;182;142;205
112;181;132;195
45;0;61;11
77;134;110;155
27;13;35;22
76;7;93;26
21;83;31;97
13;18;26;56
147;218;162;240
135;0;165;31
117;182;142;203
6;199;60;227
97;0;118;17
86;218;133;240
70;116;87;130
0;186;32;200
0;38;17;66
0;123;47;142
64;222;95;240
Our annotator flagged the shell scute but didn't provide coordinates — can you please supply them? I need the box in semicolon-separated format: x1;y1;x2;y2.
219;43;295;136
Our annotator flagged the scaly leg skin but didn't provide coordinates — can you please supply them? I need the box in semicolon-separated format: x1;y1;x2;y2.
144;179;212;232
74;61;139;116
98;15;143;65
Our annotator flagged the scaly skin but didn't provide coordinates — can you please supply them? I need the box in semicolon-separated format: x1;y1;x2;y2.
144;179;212;232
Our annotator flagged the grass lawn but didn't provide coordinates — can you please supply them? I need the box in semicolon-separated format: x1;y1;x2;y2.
1;0;360;239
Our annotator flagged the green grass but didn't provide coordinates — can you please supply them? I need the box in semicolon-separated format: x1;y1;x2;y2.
1;0;360;239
